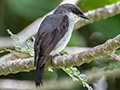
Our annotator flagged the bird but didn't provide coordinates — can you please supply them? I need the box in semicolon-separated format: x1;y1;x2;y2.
34;3;90;87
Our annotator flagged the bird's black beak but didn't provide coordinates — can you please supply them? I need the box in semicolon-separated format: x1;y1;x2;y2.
80;14;90;20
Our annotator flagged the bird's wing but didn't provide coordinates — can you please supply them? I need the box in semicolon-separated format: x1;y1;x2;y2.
34;14;69;67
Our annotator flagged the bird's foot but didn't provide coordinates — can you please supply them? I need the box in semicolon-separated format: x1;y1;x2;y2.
49;52;64;59
59;52;64;55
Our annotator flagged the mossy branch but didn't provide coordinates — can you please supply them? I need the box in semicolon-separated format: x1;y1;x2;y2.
0;34;120;75
46;34;120;68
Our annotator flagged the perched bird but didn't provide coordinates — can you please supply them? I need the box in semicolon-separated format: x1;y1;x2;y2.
34;3;89;87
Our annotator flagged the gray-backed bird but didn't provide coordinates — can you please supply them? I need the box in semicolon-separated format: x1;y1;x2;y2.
34;3;89;87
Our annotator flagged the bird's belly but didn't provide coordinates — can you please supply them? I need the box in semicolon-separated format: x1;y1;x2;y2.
50;21;74;55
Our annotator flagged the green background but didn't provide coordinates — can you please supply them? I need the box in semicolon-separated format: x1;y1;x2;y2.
0;0;120;90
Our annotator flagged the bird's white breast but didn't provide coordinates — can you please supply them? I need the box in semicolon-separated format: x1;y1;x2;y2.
50;18;74;55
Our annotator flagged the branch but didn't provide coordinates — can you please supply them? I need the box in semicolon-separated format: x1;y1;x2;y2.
47;34;120;68
0;1;120;48
0;37;13;48
0;52;30;62
74;1;120;30
0;34;120;75
0;47;89;62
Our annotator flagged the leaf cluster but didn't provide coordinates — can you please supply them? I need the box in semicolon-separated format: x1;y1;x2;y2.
2;29;35;57
62;67;93;90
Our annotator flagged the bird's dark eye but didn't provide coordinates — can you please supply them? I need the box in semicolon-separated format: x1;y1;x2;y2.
73;8;77;12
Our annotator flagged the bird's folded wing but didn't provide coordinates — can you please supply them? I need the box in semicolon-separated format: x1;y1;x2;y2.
34;14;69;67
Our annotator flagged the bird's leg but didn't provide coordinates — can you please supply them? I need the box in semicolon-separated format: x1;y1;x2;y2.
48;52;65;67
48;52;64;61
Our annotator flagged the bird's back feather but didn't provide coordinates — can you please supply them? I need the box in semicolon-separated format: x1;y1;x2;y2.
34;14;69;87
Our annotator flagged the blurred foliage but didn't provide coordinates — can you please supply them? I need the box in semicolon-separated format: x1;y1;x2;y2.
78;0;119;12
89;14;120;39
0;0;62;36
0;0;120;90
6;0;62;20
91;60;120;71
103;61;120;71
68;30;87;47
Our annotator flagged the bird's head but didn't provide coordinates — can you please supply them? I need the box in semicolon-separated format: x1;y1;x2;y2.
54;3;90;23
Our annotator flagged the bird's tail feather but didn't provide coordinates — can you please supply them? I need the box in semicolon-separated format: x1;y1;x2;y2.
35;56;45;87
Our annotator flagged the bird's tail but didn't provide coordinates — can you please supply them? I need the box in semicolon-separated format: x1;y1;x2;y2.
35;56;45;87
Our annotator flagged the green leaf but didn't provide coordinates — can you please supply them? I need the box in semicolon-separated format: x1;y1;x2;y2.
21;45;28;52
28;49;34;57
6;49;14;53
26;40;33;48
7;29;34;56
32;36;35;42
79;74;87;82
48;67;54;72
115;49;120;55
78;74;93;90
7;29;21;50
92;67;98;70
62;67;93;90
61;50;68;55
